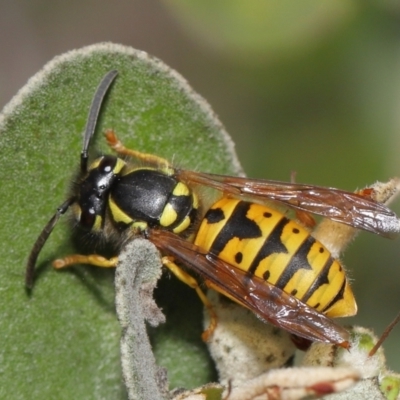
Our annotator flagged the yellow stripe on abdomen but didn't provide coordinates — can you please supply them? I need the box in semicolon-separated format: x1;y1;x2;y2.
195;198;357;318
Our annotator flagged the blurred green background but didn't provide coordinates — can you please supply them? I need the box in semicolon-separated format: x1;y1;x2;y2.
1;0;400;372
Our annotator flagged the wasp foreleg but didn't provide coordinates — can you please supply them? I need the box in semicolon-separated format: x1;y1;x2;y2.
105;129;173;173
53;254;118;269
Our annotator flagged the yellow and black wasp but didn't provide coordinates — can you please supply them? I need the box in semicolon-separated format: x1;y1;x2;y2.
26;70;400;349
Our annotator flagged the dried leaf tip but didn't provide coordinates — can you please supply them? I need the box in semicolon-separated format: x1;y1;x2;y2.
368;179;400;237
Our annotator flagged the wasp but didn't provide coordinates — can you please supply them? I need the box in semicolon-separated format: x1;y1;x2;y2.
26;70;400;349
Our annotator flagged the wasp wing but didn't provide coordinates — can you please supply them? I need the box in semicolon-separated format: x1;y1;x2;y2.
178;170;400;237
150;229;350;348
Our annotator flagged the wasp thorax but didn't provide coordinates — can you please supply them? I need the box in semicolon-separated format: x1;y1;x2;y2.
108;168;198;235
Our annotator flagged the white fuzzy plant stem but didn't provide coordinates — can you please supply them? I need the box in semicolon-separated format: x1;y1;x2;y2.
115;238;168;400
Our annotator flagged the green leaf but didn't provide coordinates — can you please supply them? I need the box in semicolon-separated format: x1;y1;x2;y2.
0;43;242;399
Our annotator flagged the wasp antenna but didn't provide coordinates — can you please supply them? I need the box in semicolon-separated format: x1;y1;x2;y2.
25;197;75;289
81;70;118;172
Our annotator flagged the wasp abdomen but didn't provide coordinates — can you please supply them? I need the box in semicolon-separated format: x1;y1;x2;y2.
195;198;357;318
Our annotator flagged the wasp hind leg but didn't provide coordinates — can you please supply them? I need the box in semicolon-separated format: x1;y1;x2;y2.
53;254;118;269
162;256;217;342
104;129;173;173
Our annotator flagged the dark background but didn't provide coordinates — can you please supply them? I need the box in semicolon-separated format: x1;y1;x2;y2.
2;0;400;370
